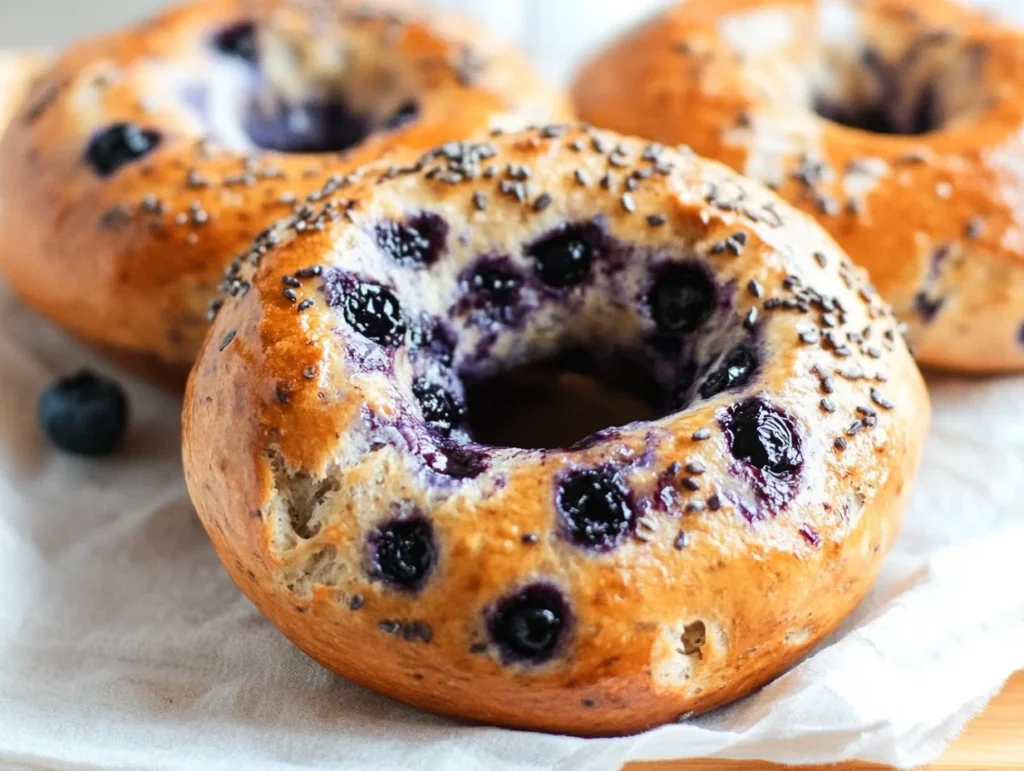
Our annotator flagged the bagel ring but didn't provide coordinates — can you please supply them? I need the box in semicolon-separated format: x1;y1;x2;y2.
573;0;1024;372
183;125;929;736
0;0;568;383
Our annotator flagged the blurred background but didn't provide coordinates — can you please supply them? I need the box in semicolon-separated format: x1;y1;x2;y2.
0;0;668;85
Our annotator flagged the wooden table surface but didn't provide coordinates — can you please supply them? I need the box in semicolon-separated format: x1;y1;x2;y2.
627;671;1024;771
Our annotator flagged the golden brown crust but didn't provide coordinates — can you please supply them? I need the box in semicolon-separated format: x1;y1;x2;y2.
572;0;1024;373
0;0;569;374
183;125;929;736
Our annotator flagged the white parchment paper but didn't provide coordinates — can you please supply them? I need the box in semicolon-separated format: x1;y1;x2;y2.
1;1;1023;769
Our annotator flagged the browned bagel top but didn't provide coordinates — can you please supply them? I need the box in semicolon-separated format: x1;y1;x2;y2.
0;0;569;375
573;0;1024;372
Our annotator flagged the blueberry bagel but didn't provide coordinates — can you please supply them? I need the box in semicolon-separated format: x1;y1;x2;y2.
0;0;568;383
573;0;1024;373
183;126;929;736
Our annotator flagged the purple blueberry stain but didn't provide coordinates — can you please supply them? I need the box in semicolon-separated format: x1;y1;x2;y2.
556;467;637;551
526;220;606;288
85;123;161;177
382;99;420;131
487;583;570;664
375;212;448;268
914;291;945;323
368;514;436;591
324;271;407;348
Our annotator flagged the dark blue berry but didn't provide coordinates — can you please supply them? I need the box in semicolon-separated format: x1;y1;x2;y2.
85;124;161;177
413;379;465;437
699;343;759;399
369;516;435;590
526;221;604;288
723;399;802;475
383;100;419;131
213;21;258;63
462;259;523;322
556;467;635;551
338;280;407;347
376;213;448;268
648;264;716;334
38;371;128;456
488;584;568;663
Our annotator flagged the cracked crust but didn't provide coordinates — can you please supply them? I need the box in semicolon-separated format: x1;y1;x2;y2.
0;0;569;380
183;125;929;736
573;0;1024;372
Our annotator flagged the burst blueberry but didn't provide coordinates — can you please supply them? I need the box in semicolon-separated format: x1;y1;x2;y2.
723;398;802;475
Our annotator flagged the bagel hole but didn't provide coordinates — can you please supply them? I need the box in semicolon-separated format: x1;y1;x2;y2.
811;2;988;135
464;358;660;451
204;20;422;154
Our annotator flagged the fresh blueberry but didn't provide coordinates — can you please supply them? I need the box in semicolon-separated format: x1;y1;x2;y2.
722;398;802;475
376;213;448;268
85;123;161;177
526;221;605;288
368;516;435;590
488;583;569;663
413;379;466;437
699;343;759;399
213;21;258;63
556;467;636;551
648;264;716;334
38;371;128;456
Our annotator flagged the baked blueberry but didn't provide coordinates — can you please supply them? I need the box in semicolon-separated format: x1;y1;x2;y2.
376;213;448;268
526;221;604;288
383;99;420;131
556;467;636;550
413;379;466;437
648;264;716;334
38;370;128;456
723;398;802;475
699;343;758;399
332;278;407;348
85;123;161;177
369;516;435;590
213;21;258;63
488;583;569;663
